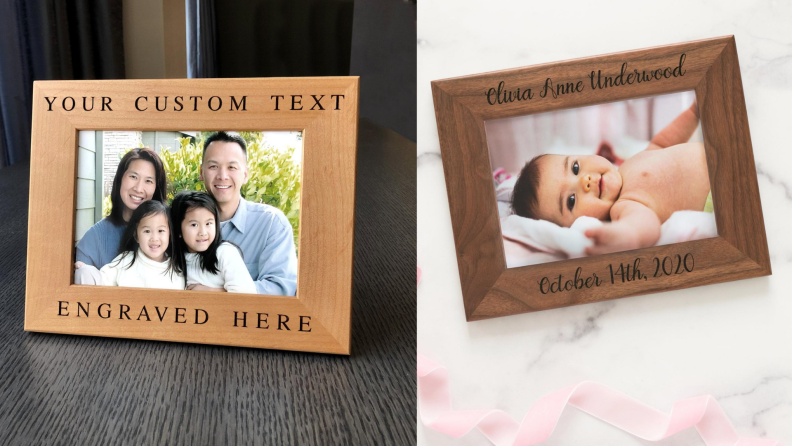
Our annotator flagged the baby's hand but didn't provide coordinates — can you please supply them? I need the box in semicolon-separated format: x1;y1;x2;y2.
74;261;86;270
584;222;642;256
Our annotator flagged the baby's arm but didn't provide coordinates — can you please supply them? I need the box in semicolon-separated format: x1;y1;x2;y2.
647;101;699;150
584;200;661;256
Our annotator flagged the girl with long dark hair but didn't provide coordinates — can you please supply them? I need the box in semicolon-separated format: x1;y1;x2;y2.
171;191;255;293
75;200;184;289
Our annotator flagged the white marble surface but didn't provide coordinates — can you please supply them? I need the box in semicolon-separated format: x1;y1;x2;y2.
417;0;792;444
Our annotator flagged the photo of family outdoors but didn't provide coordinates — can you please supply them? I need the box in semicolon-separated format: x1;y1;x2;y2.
73;130;302;296
487;91;718;268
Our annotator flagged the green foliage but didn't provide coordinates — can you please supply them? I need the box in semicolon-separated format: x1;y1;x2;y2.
102;194;112;218
160;137;206;199
239;138;301;250
103;132;301;252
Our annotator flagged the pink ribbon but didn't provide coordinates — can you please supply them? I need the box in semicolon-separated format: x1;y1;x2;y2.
418;354;782;446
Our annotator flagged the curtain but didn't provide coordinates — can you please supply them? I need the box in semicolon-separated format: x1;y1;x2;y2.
186;0;218;78
0;0;125;168
349;0;416;141
187;0;353;79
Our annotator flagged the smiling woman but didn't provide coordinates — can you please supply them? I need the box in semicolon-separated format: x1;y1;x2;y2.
74;130;303;296
117;159;158;221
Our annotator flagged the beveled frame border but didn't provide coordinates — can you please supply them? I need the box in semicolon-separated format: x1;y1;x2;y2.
432;36;770;321
25;77;358;354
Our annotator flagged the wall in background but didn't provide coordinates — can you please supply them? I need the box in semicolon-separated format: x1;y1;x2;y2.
123;0;187;79
163;0;188;78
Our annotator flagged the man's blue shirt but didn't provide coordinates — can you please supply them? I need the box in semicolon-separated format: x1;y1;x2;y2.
220;199;298;296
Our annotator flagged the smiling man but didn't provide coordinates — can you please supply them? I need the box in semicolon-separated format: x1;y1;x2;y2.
198;131;298;296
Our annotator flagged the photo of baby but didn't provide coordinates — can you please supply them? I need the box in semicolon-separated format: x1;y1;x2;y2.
486;91;717;268
73;130;302;295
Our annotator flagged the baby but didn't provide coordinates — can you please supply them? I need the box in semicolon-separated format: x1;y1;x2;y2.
511;102;710;256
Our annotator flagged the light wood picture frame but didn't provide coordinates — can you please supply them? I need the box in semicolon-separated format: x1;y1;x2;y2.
25;77;358;354
431;36;771;321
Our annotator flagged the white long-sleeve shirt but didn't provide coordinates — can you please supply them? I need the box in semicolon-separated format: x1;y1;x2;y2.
100;250;184;290
185;243;257;294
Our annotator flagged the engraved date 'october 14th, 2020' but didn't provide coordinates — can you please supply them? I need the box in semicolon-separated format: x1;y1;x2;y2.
537;254;695;295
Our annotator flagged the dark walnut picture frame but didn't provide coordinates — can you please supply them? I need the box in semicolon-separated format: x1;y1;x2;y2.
25;77;358;354
432;36;770;321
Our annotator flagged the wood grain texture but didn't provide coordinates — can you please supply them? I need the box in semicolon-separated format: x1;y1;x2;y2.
697;39;770;269
25;78;358;354
1;119;416;445
432;36;771;321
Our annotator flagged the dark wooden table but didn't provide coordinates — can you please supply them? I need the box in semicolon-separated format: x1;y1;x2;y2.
0;120;416;445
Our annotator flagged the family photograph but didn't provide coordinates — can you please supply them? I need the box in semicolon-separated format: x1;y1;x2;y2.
73;130;302;296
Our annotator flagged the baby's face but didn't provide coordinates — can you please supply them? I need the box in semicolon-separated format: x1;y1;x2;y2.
535;154;623;227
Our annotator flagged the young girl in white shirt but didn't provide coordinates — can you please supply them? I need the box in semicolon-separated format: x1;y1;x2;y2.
75;200;184;289
170;191;256;294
